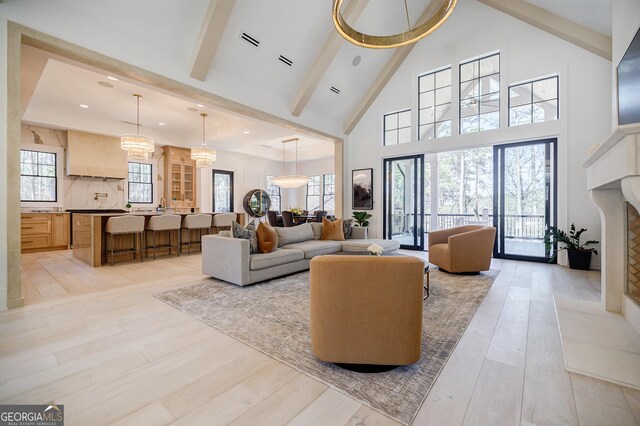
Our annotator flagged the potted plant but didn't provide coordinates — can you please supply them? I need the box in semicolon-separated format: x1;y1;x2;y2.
352;211;372;227
544;223;599;270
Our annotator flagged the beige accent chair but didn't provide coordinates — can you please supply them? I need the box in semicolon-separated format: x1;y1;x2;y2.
310;255;424;366
428;225;496;273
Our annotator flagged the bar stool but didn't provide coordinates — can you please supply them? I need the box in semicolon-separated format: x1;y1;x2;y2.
180;214;212;255
145;214;182;260
212;213;236;234
104;215;145;266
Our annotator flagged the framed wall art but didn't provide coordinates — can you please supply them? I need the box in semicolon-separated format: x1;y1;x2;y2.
352;168;373;210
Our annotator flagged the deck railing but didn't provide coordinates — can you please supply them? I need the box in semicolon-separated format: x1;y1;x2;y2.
390;213;546;240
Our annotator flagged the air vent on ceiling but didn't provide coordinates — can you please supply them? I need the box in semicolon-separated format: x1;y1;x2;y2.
330;86;341;95
278;55;293;67
240;32;260;48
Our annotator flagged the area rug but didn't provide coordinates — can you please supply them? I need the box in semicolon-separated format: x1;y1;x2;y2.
155;268;498;424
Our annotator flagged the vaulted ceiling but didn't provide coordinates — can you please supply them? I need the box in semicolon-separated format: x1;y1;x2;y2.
1;0;614;140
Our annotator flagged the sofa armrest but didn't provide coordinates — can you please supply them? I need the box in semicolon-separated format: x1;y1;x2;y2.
351;226;368;239
202;235;251;286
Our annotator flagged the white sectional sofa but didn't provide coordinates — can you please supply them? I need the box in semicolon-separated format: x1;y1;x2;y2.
202;222;400;286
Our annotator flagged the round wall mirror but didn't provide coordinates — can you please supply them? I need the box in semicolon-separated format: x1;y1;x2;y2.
242;189;271;217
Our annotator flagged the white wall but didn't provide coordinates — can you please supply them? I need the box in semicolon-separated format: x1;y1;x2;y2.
347;0;612;267
612;0;640;129
292;158;335;212
198;150;285;215
0;20;9;310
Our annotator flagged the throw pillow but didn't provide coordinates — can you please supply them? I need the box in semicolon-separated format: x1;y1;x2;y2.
256;222;278;253
321;217;345;241
232;221;258;254
342;218;354;239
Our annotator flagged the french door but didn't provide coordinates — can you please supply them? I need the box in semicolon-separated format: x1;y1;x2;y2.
383;155;424;250
212;170;234;212
493;139;557;262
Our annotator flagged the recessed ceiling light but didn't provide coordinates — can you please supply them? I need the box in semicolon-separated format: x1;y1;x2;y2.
352;55;362;66
197;104;205;108
106;76;118;81
187;107;198;112
158;122;166;126
79;104;89;108
97;81;114;88
243;131;250;134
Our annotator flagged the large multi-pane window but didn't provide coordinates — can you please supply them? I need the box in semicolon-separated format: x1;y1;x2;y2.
383;109;411;145
323;174;335;213
213;170;234;212
20;149;57;202
267;175;281;212
306;175;321;211
128;162;153;204
418;67;452;139
460;53;500;134
509;76;558;126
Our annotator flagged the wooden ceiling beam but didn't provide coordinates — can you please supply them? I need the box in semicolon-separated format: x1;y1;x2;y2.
289;0;369;117
189;0;236;81
478;0;611;60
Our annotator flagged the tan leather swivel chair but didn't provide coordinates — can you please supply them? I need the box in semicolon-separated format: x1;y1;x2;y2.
310;255;424;366
428;225;496;273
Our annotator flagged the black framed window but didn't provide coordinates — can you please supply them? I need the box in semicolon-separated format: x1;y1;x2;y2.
323;174;335;212
383;109;411;145
20;149;57;202
419;67;452;140
213;170;234;212
128;162;153;204
306;175;321;211
267;175;281;212
509;76;559;126
460;53;500;134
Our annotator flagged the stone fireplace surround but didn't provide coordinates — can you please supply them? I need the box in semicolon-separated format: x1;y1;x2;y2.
553;124;640;390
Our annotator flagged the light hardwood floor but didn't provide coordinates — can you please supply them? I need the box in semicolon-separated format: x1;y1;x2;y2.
3;249;639;425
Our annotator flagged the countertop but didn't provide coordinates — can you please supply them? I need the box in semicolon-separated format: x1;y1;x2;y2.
74;212;243;217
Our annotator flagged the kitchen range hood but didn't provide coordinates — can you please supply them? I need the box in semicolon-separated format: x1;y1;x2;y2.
66;130;128;179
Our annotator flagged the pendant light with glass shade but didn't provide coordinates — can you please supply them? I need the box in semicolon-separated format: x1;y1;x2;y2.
121;94;155;160
191;112;217;168
272;138;309;188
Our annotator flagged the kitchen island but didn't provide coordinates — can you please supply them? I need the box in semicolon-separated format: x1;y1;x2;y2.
72;212;245;267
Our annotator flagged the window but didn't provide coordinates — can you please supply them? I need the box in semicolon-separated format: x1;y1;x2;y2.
213;170;234;212
20;149;57;202
509;76;558;126
323;174;335;213
128;162;153;204
419;67;452;139
306;175;321;211
383;109;411;145
460;53;500;134
267;175;281;212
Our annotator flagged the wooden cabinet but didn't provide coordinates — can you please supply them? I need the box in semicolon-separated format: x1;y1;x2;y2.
21;213;70;253
51;213;69;247
163;146;197;210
